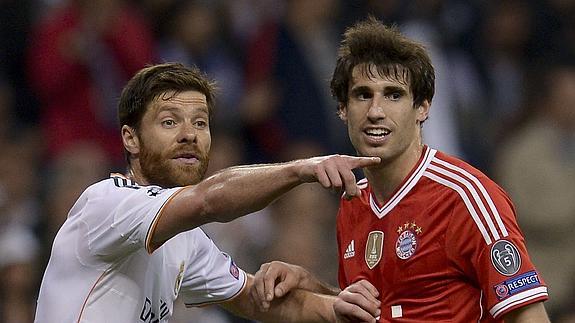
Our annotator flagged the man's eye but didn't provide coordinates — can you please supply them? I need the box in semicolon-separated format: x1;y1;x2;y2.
194;120;208;128
387;92;401;101
162;119;176;127
357;92;372;100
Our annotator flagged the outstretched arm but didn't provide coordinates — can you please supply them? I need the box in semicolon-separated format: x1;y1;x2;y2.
150;155;380;250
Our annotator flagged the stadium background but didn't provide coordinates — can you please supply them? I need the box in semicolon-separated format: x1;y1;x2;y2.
0;0;574;321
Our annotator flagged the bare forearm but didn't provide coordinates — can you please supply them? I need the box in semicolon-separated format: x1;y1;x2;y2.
152;155;380;247
153;162;303;245
196;163;302;223
223;276;335;323
254;290;336;323
298;268;340;296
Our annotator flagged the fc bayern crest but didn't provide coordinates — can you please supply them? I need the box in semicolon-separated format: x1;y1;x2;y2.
395;221;422;260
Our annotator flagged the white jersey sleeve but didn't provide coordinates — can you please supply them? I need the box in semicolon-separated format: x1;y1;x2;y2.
179;230;247;306
73;175;183;262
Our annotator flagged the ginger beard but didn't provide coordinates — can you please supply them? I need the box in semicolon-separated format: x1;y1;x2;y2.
138;136;210;188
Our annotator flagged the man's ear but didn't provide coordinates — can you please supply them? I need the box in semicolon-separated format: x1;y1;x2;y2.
416;100;431;123
337;103;348;124
122;125;140;155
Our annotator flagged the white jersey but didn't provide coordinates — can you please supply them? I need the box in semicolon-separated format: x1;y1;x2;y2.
35;174;246;323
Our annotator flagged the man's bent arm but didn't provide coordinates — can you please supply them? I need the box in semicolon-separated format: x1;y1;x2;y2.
251;261;339;312
220;274;379;323
503;302;549;323
221;274;336;322
150;155;380;249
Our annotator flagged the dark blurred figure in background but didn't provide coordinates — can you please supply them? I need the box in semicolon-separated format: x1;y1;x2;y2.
0;0;38;126
0;81;42;323
465;0;539;172
26;0;156;166
156;0;245;135
495;63;575;320
241;0;351;163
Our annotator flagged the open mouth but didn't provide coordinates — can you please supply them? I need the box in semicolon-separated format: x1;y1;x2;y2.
364;128;391;138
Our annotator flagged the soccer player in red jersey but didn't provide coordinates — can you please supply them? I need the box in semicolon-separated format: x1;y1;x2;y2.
252;17;549;322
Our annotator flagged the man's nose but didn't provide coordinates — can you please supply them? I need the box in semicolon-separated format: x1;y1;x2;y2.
177;122;197;143
367;95;386;120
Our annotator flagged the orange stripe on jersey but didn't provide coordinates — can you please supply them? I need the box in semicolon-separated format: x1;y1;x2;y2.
76;270;109;323
183;271;248;308
145;187;187;254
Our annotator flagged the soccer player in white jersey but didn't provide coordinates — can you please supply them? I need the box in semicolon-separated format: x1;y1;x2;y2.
33;62;382;322
251;18;550;322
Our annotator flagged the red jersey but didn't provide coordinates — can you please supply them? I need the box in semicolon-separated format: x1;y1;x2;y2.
337;146;548;322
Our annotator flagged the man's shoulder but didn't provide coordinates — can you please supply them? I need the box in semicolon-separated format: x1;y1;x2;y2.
427;149;510;208
432;149;495;184
75;175;143;208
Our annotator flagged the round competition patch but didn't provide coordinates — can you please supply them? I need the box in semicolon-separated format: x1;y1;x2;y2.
490;240;521;276
395;230;417;260
494;284;509;299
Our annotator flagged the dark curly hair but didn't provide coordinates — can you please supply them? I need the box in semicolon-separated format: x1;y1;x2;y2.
330;17;435;112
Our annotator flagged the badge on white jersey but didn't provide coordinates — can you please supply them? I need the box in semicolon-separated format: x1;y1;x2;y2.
365;231;384;269
147;186;166;197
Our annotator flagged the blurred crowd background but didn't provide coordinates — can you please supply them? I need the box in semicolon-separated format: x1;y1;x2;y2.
0;0;574;322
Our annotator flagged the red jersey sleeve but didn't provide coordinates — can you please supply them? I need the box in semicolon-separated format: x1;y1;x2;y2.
445;176;548;319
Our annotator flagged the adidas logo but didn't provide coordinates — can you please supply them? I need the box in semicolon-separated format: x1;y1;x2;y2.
344;240;355;259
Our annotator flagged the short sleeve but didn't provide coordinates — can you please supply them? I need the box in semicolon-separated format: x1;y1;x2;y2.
179;230;247;306
446;182;548;319
79;179;183;259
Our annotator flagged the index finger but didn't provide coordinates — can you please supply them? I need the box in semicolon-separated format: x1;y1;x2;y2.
347;156;381;168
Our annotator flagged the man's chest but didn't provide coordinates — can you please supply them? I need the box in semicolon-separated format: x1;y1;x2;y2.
338;194;458;299
116;239;190;322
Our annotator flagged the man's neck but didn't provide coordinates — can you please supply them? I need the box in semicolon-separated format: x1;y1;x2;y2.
126;162;149;186
365;143;424;205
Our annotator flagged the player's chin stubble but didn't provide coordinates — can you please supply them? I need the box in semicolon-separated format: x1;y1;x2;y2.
139;145;209;188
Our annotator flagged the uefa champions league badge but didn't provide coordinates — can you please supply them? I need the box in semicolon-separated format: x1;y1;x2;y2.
490;240;521;276
395;221;423;260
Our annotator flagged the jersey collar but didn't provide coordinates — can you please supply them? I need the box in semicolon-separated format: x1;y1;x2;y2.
369;146;437;219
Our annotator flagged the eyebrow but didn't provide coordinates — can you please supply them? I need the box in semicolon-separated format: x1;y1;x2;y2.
350;84;409;95
350;85;372;95
156;105;209;117
383;85;408;94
